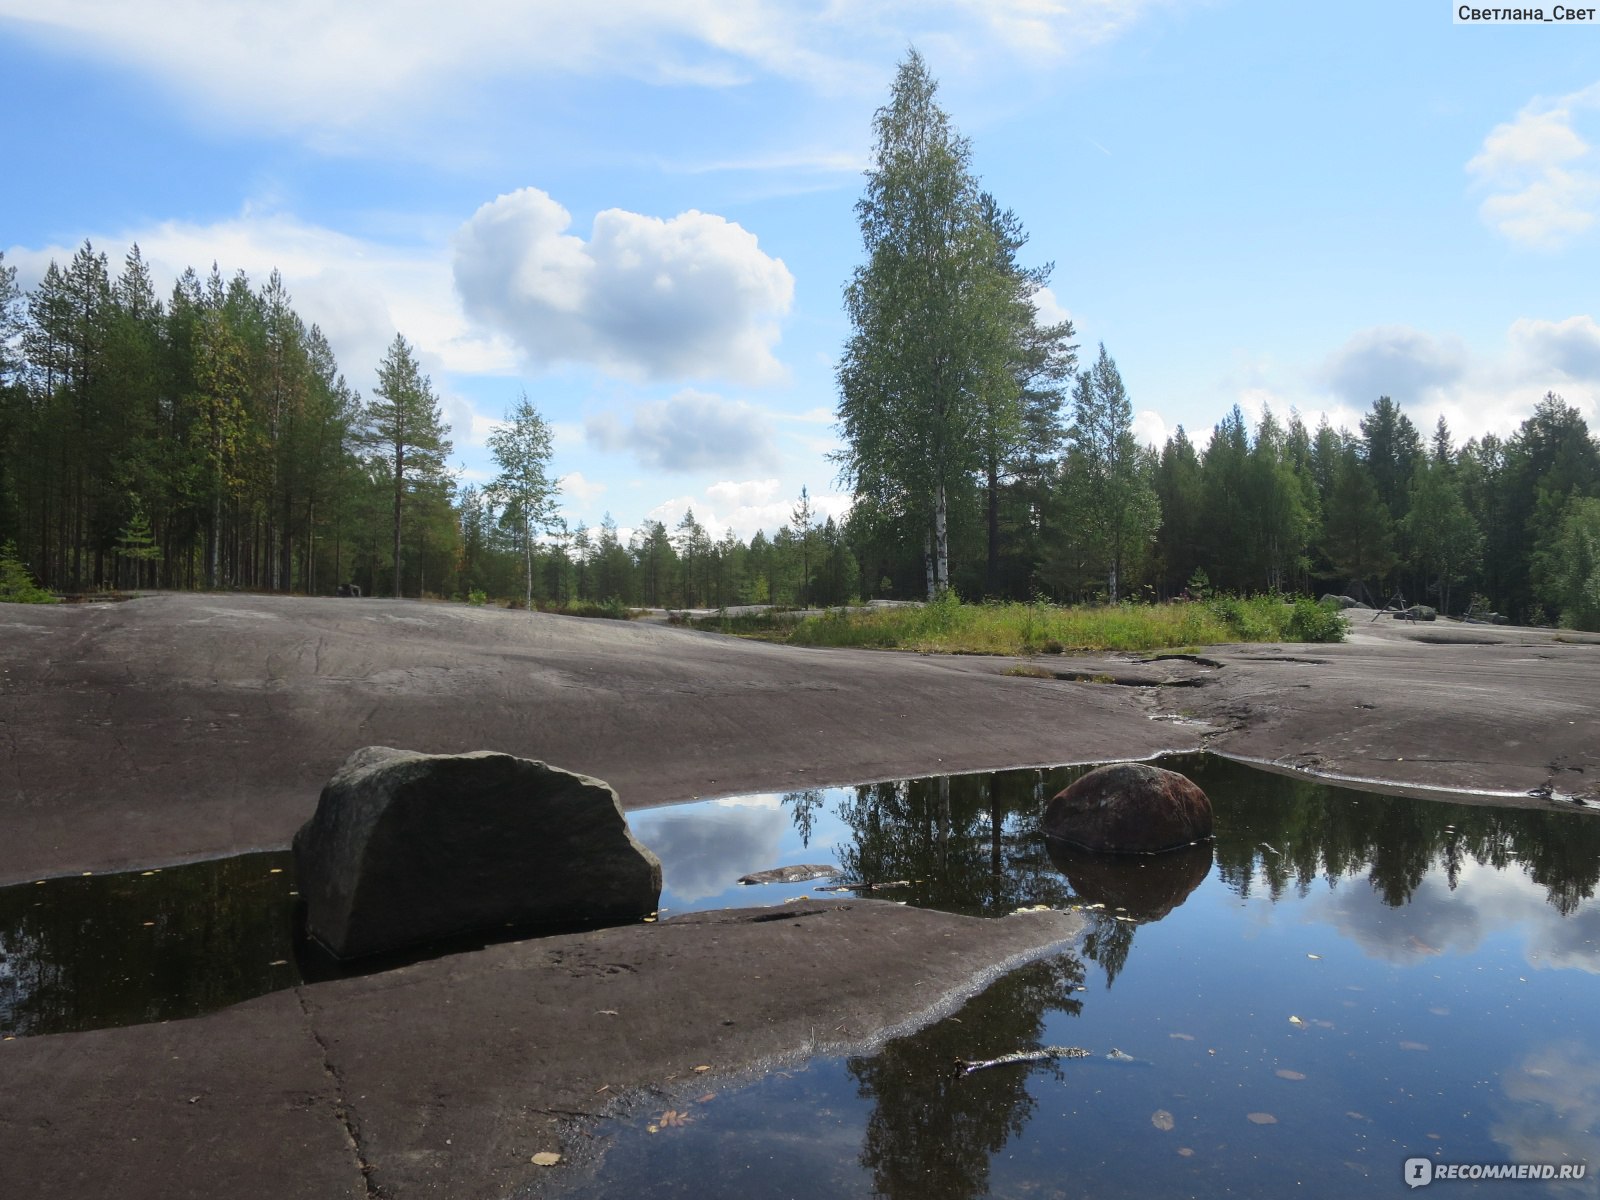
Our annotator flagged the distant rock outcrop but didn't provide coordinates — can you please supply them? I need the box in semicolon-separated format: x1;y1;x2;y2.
1042;762;1213;854
293;746;662;959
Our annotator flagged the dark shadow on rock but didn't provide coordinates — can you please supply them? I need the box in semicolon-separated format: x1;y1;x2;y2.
1045;839;1213;924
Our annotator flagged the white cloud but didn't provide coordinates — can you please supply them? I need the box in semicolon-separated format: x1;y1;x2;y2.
0;0;1173;143
646;482;851;542
454;188;794;385
1509;315;1600;381
558;471;608;506
1319;325;1469;407
706;478;782;507
1131;409;1167;449
1468;83;1600;250
585;390;778;472
1031;284;1073;329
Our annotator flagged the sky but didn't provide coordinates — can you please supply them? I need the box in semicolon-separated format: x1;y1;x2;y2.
3;1;1599;542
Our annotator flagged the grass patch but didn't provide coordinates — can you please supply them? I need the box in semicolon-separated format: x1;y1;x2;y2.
504;596;637;621
689;593;1346;655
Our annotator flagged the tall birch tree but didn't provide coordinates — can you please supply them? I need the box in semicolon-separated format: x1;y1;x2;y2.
836;49;1009;598
487;391;558;612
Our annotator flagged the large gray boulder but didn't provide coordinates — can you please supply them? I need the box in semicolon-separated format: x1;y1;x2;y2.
293;746;662;960
1042;762;1213;854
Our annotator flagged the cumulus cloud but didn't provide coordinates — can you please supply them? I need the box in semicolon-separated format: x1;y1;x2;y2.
1468;83;1600;250
454;188;794;385
557;471;608;505
1031;285;1074;329
646;482;852;542
585;390;777;472
1319;325;1469;407
1131;409;1167;449
1510;315;1600;381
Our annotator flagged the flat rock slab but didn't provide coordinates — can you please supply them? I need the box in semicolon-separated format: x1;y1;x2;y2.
0;901;1080;1200
0;593;1190;885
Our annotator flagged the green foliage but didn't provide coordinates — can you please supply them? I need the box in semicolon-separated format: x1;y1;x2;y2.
466;589;487;607
1533;496;1600;631
0;542;56;602
1285;596;1348;643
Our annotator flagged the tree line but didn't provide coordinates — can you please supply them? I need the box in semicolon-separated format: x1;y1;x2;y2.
833;50;1600;629
3;54;1598;627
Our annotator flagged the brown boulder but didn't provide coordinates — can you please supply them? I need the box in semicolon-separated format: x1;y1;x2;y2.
1042;762;1213;854
1047;840;1214;921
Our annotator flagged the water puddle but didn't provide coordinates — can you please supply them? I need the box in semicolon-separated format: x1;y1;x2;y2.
5;757;1600;1194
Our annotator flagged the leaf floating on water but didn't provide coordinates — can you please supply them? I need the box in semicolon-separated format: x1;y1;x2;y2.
1246;1112;1278;1125
1151;1109;1175;1132
656;1109;694;1128
1306;953;1322;960
1399;1041;1429;1052
1288;1016;1305;1027
1169;1033;1195;1041
1275;1069;1307;1081
530;1152;562;1167
697;1093;716;1104
1010;904;1051;914
1106;1048;1137;1063
1177;1147;1195;1158
1311;1019;1335;1029
1346;1111;1366;1121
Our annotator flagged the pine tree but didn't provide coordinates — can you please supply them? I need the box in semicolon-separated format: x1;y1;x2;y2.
367;334;451;597
1062;344;1160;602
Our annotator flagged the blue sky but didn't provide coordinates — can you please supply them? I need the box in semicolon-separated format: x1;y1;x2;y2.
4;1;1599;541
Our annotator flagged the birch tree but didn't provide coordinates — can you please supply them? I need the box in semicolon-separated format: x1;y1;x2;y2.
836;49;1010;598
487;391;558;612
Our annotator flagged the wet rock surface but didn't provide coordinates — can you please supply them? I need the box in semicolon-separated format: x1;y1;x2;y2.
2;594;1598;1199
293;746;661;959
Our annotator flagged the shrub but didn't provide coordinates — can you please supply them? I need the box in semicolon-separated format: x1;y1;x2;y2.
0;543;56;604
1287;596;1348;643
467;589;488;607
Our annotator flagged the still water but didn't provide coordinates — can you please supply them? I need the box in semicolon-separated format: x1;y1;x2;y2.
4;756;1599;1197
567;756;1600;1198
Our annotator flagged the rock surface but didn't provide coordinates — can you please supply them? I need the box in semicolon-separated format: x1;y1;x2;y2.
1043;762;1214;853
292;746;661;959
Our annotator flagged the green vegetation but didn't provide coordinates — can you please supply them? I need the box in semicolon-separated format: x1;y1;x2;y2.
0;87;1595;625
0;541;56;603
691;592;1344;654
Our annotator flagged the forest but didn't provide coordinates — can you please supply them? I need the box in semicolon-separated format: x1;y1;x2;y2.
1;234;1598;629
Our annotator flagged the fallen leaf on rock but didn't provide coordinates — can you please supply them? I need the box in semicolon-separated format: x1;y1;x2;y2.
1151;1110;1175;1131
693;1064;711;1073
531;1152;561;1167
1275;1069;1307;1081
1247;1112;1278;1125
